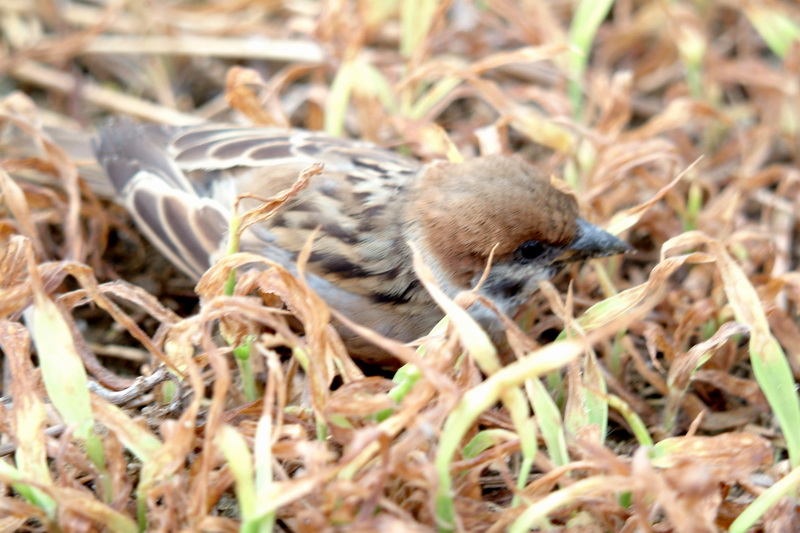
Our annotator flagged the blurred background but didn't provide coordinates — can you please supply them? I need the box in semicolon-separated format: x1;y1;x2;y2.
1;1;799;531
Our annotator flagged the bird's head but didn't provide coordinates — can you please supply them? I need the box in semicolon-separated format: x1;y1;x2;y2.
408;154;631;324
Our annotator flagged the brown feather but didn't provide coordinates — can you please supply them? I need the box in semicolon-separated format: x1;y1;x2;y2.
96;120;627;364
410;155;578;285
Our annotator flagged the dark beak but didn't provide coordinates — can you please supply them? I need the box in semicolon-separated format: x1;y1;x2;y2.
552;218;633;264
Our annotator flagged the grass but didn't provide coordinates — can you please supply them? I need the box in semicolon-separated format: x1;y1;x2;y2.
1;0;799;531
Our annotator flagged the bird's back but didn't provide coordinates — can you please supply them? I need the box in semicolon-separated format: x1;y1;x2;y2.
95;120;442;355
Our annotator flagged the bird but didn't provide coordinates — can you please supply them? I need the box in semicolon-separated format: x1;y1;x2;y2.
94;119;631;362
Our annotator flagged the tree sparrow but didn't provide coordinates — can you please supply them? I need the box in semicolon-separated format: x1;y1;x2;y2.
95;119;630;361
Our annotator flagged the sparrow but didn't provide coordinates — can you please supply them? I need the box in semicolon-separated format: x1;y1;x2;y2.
94;119;630;361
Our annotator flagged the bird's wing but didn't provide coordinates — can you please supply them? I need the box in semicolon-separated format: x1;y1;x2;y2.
95;120;423;305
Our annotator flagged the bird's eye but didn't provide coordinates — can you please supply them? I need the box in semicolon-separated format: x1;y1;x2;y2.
516;240;547;261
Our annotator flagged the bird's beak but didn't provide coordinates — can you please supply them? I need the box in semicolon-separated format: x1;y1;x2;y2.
551;218;633;264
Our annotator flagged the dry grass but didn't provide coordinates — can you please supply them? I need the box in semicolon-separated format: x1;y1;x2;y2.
1;0;799;531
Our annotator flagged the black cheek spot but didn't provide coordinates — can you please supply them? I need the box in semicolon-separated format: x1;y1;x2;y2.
485;278;525;299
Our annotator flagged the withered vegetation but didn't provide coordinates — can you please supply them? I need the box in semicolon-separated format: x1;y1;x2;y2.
1;1;799;531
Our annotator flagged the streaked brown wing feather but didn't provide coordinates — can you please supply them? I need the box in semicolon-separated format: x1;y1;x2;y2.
95;119;460;349
122;174;228;279
159;123;425;304
96;119;424;306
